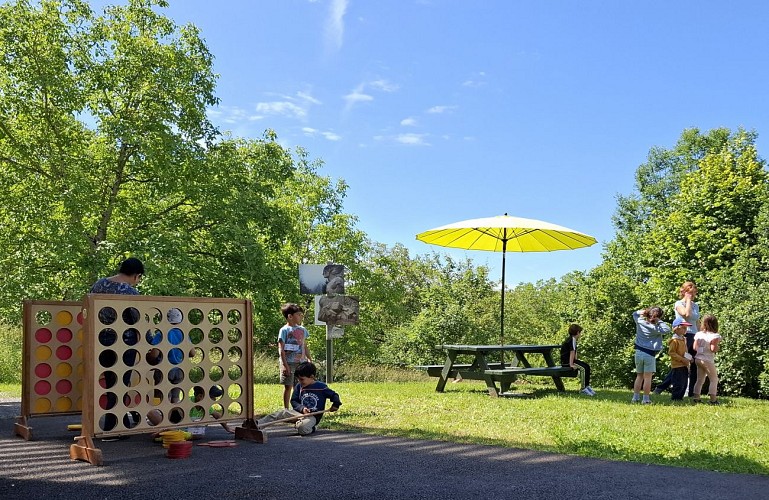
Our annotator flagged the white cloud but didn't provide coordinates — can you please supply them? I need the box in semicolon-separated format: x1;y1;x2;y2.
374;132;430;146
254;91;321;121
302;126;341;141
400;117;417;126
427;105;458;114
296;91;322;105
369;79;399;92
206;105;263;124
396;133;429;146
344;79;399;111
462;71;487;88
255;101;307;120
325;0;349;52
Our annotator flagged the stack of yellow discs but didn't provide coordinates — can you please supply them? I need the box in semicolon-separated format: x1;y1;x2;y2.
158;430;187;448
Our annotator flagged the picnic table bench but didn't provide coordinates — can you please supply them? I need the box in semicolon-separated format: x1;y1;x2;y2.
426;344;579;397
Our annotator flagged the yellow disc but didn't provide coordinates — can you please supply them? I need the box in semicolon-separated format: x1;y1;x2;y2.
35;345;52;361
76;363;84;377
34;398;52;413
55;362;73;378
55;397;72;411
77;328;84;342
56;310;73;325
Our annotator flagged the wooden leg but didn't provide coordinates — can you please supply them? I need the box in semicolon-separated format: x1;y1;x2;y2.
233;418;266;443
14;416;33;441
544;349;565;391
436;351;457;392
483;374;501;397
70;435;103;466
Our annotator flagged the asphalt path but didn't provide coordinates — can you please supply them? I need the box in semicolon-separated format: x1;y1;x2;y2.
1;398;768;499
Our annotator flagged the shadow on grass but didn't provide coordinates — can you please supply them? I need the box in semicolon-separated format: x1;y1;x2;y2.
331;420;769;476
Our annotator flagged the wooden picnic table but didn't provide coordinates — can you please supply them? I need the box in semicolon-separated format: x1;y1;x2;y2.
430;344;579;397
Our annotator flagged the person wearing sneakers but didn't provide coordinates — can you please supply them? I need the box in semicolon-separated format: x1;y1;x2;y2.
632;306;671;404
668;317;694;401
560;324;595;396
692;314;722;405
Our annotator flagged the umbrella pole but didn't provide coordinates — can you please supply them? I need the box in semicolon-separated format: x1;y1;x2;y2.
500;237;507;367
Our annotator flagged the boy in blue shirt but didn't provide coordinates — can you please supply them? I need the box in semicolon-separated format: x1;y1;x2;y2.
257;362;341;435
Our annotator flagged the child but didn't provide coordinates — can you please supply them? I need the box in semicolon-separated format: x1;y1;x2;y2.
257;362;341;435
632;306;671;404
560;324;595;396
692;314;722;405
278;303;312;408
668;317;693;401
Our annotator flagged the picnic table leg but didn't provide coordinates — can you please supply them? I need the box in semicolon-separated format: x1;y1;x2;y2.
435;350;458;392
543;349;566;391
515;351;532;368
483;373;501;397
476;352;502;397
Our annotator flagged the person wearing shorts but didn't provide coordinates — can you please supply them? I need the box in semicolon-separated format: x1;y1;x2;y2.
278;303;312;408
632;307;671;404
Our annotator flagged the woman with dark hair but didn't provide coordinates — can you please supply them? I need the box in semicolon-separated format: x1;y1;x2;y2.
90;257;144;295
632;306;671;404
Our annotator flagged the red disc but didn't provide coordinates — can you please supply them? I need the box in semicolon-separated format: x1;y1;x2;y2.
35;328;52;343
34;380;51;395
35;363;52;378
56;379;73;394
56;345;73;360
56;328;73;343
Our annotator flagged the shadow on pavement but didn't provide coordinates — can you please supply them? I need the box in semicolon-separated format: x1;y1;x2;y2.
2;399;768;499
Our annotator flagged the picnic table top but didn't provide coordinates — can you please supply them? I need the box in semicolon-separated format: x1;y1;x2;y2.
437;344;560;352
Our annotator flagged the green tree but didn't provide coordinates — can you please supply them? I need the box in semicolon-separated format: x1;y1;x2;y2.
376;251;496;366
0;0;219;319
601;128;769;395
0;0;365;352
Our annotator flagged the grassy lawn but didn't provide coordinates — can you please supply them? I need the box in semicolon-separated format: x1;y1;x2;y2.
254;379;769;475
3;378;767;475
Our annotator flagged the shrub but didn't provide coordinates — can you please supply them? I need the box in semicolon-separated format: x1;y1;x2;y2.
0;324;22;384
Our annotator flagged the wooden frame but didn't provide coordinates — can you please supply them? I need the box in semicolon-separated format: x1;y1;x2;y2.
57;294;260;465
16;300;86;440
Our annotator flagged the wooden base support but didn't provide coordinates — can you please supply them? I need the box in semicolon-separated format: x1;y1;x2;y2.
233;418;266;443
70;435;103;466
14;416;33;441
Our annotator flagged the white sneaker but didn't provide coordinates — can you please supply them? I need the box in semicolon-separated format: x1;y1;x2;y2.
580;387;595;396
631;396;640;403
585;386;596;396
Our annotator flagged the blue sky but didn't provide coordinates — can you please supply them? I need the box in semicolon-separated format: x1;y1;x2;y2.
110;1;769;286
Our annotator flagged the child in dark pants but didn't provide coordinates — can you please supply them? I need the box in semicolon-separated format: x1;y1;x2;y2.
560;324;595;396
669;317;694;400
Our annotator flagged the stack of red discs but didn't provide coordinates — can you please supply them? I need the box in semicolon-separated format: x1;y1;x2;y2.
167;440;193;459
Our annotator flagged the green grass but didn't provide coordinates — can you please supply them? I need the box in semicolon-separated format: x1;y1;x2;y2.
253;378;769;475
3;353;768;475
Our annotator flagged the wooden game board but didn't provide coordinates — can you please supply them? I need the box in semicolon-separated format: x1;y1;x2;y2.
15;301;86;440
67;294;259;465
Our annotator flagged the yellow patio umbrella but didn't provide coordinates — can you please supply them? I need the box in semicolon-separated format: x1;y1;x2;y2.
416;213;597;347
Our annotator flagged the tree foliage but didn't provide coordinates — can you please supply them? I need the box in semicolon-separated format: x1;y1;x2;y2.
0;1;359;340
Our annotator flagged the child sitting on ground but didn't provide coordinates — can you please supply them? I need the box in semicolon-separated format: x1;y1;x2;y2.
257;361;341;435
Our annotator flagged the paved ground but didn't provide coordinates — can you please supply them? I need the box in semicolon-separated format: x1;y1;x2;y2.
2;398;768;499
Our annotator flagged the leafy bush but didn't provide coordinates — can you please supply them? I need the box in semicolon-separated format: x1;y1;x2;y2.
0;324;22;384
